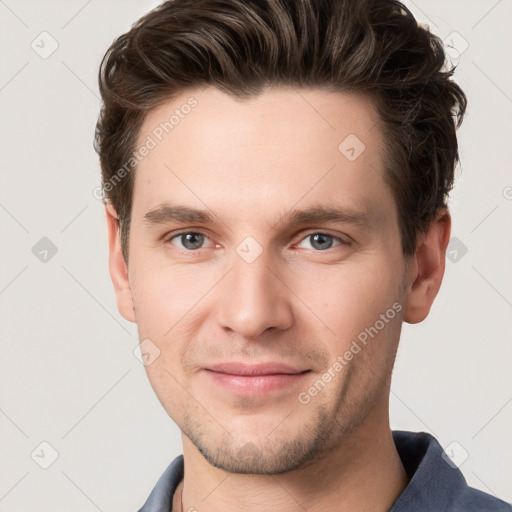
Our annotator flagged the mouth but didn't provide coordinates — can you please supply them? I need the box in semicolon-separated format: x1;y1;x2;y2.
202;362;311;396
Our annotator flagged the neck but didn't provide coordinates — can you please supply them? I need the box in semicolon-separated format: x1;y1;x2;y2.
174;399;408;512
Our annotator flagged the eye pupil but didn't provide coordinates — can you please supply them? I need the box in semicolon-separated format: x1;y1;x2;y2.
181;233;204;250
310;233;333;250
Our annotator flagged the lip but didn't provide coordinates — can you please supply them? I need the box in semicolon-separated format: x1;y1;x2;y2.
205;361;306;376
202;362;311;396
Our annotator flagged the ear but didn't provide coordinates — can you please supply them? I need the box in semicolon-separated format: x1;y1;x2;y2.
105;203;136;323
403;209;451;324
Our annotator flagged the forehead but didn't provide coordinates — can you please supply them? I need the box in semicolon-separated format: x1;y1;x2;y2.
132;86;391;224
137;86;383;157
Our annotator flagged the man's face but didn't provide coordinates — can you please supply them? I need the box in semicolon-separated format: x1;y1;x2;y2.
123;86;409;473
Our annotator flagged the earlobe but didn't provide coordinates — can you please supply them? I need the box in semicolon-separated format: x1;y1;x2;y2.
403;209;451;324
105;203;136;323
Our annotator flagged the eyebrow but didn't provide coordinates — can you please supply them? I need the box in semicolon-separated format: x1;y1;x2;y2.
144;204;214;225
143;202;371;230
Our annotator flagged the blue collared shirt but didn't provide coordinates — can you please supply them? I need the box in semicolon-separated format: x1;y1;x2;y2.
138;431;511;511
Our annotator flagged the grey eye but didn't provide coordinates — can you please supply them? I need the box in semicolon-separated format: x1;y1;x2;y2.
309;234;334;250
297;233;341;251
173;232;206;250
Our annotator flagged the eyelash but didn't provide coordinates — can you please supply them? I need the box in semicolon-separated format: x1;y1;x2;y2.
164;230;351;254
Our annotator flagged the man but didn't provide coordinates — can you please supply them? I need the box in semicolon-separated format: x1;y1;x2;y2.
94;0;509;510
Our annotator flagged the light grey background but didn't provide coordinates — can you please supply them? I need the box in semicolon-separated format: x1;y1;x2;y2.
0;0;510;510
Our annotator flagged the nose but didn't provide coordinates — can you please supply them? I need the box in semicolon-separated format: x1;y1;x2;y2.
215;249;294;340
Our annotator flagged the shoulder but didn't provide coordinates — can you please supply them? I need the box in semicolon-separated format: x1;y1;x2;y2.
391;431;510;512
453;485;512;512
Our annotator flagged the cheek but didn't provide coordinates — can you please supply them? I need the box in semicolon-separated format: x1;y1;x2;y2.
289;259;401;343
129;260;216;335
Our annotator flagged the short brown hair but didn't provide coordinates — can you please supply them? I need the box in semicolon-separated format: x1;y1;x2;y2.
94;0;467;261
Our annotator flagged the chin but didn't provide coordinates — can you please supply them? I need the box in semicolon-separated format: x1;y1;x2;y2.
184;410;336;474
